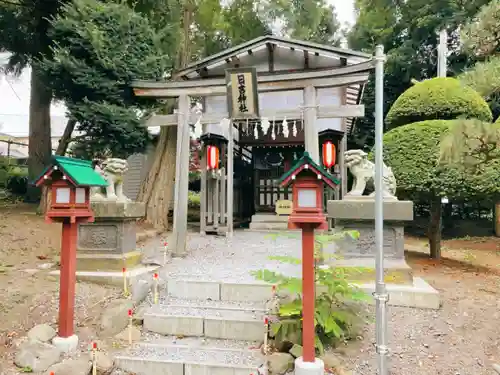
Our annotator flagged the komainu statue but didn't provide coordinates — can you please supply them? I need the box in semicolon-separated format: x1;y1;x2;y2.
90;158;131;202
344;149;397;199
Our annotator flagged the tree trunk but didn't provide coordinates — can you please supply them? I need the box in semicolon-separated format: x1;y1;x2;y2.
56;118;77;156
428;196;442;259
26;66;52;205
137;126;177;229
137;0;193;231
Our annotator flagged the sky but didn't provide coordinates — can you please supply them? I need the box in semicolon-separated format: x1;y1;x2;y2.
0;0;356;137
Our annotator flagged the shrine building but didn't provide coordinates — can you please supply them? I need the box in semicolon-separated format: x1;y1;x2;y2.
129;35;373;244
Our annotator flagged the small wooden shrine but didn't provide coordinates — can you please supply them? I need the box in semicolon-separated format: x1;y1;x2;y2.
132;35;374;251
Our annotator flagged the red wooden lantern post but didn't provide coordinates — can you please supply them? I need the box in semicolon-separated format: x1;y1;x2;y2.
278;152;339;367
34;156;108;351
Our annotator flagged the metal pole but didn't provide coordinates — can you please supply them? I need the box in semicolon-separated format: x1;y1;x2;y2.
374;44;389;375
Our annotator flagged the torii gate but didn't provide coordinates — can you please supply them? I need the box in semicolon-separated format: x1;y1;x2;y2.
131;35;374;256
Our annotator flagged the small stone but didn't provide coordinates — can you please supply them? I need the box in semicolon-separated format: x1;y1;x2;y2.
268;352;294;375
38;263;55;270
45;358;92;375
114;326;141;342
15;341;61;372
100;299;134;337
27;324;57;343
131;278;153;304
321;352;343;371
493;363;500;374
90;351;114;373
289;344;303;358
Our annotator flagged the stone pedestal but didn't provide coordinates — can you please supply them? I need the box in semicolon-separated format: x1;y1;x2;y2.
327;198;440;309
76;202;145;272
328;198;413;285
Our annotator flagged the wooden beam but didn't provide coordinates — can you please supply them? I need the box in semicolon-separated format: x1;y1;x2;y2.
134;61;372;90
145;104;365;127
134;72;369;98
266;43;275;72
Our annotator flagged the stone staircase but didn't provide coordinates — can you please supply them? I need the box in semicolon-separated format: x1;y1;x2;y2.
115;279;275;375
248;213;291;231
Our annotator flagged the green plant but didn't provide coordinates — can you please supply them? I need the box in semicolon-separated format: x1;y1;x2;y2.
385;77;493;129
252;231;369;354
188;191;201;208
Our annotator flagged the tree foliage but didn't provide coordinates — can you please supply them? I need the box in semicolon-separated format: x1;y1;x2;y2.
461;0;500;58
40;0;173;159
348;0;492;147
385;77;493;129
385;120;500;202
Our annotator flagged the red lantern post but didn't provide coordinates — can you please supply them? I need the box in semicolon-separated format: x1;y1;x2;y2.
278;152;339;369
34;156;108;352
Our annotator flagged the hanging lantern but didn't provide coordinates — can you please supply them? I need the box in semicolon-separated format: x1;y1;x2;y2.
207;145;220;170
322;141;336;168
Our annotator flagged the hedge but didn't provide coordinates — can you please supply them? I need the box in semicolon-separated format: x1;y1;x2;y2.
385;77;493;129
383;120;500;202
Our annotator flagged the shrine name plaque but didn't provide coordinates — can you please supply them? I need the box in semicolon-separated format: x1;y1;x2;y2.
276;200;293;216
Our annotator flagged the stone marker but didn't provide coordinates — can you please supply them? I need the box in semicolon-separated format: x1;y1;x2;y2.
15;341;61;372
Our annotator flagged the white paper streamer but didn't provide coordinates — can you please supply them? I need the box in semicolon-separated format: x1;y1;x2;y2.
292;120;297;137
271;117;276;140
282;117;289;138
261;117;270;136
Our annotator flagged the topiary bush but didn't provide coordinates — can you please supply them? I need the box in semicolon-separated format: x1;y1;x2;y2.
385;77;493;129
383;119;500;201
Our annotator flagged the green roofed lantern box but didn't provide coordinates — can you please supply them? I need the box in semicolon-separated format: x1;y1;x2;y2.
34;156;108;224
279;151;339;231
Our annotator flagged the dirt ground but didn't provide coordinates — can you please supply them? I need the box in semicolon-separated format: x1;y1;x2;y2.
0;203;128;374
1;204;500;374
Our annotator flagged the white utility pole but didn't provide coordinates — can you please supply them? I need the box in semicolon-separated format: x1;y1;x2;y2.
437;29;448;78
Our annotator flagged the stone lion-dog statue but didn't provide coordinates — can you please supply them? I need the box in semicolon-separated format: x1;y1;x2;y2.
90;158;131;202
344;149;397;199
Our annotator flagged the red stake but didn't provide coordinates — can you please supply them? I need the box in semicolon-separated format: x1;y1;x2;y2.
58;220;78;338
302;224;315;362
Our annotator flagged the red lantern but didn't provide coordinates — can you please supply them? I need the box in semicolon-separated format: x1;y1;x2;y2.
207;145;219;170
322;141;336;168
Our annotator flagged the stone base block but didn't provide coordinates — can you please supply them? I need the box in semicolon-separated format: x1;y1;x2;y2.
52;335;78;353
329;258;413;285
294;357;325;375
358;277;440;309
328;199;414;221
76;250;142;272
90;201;146;218
48;265;159;287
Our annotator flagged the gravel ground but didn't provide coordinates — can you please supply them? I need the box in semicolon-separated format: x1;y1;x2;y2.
143;231;307;282
140;231;500;375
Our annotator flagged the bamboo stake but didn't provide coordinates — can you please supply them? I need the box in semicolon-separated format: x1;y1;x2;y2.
163;241;168;265
263;316;269;375
122;267;128;296
153;272;159;304
128;309;133;345
91;342;97;375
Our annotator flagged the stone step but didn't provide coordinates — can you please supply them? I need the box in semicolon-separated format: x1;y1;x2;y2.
163;277;440;309
144;297;268;341
115;338;263;375
248;221;289;230
250;214;289;223
166;279;274;302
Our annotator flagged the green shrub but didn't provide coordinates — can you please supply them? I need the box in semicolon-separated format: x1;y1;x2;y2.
252;231;369;354
385;77;493;129
188;191;200;208
383;120;500;202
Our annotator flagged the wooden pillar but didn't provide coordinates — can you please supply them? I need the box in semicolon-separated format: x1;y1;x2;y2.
58;220;78;338
303;86;319;164
301;224;316;362
172;94;191;256
227;123;234;237
200;143;207;234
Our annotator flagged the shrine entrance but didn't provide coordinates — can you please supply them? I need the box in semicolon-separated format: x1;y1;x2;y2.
253;146;303;212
